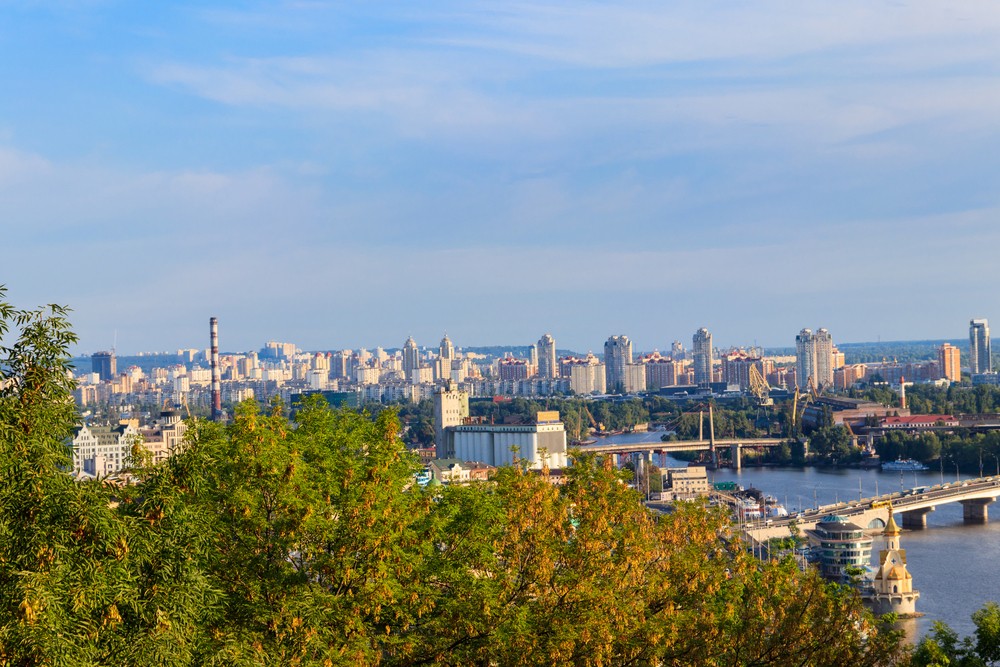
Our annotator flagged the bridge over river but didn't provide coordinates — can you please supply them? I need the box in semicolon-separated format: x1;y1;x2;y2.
744;475;1000;542
579;437;786;470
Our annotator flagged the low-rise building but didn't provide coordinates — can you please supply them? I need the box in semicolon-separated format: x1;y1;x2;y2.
660;465;711;501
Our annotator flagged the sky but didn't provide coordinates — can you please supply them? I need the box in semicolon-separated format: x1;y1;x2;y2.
3;1;1000;355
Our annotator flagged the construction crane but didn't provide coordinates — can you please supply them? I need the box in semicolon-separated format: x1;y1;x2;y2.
807;375;822;400
748;365;773;431
789;381;815;432
583;406;603;433
748;365;773;406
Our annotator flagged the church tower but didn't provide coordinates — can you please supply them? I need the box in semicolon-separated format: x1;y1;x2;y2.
864;503;920;617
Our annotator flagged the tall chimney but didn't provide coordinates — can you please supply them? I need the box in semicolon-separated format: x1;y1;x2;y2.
900;375;906;411
210;317;222;421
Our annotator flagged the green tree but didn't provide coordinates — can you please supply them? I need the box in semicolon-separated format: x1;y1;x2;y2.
0;288;908;665
973;602;1000;664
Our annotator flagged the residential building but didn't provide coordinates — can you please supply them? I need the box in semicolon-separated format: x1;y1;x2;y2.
72;421;140;478
562;354;606;395
721;350;771;391
537;334;557;379
638;352;680;390
796;327;835;389
938;343;961;383
623;363;647;393
604;335;633;393
970;319;992;374
437;335;455;381
497;357;531;381
402;336;420;383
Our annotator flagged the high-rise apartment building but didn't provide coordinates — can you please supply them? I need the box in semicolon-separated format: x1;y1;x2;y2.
692;328;713;387
814;328;834;388
721;350;771;391
970;319;992;374
402;336;420;383
436;334;455;382
938;343;961;382
796;327;835;389
91;351;116;382
604;335;633;393
537;334;557;379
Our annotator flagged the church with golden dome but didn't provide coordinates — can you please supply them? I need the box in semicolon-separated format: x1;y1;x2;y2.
863;503;920;617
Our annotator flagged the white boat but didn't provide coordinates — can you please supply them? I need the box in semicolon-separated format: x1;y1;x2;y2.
881;457;929;472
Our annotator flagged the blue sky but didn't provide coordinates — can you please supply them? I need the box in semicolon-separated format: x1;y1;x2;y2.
4;1;1000;355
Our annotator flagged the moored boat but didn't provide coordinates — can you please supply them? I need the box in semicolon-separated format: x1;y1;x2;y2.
881;457;929;472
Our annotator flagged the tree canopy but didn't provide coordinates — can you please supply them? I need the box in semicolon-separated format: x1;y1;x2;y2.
0;289;907;665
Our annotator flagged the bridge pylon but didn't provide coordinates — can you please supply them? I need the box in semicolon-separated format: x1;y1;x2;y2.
901;507;935;530
961;498;993;524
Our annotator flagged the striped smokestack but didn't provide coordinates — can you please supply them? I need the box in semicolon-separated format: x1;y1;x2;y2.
210;317;222;421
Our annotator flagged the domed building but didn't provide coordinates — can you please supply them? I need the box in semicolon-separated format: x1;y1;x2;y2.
864;504;920;617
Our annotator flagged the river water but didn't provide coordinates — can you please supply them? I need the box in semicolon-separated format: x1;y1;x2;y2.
586;432;1000;641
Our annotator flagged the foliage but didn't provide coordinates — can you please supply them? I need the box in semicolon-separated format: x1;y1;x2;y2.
910;603;1000;666
0;289;907;665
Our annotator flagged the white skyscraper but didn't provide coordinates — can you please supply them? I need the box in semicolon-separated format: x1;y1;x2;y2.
402;336;420;383
970;319;992;374
796;327;835;389
537;333;557;380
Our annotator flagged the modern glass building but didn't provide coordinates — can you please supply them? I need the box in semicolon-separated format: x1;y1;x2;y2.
815;516;872;583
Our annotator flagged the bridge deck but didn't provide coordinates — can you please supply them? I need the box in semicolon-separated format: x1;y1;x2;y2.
743;475;1000;542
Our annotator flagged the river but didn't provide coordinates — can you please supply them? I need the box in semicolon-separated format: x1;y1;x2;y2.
586;432;1000;642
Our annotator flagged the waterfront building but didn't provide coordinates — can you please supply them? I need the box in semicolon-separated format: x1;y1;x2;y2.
814;516;873;583
446;410;567;470
537;334;557;380
692;328;713;388
864;506;919;616
938;343;961;383
659;465;711;501
970;319;992;374
604;335;633;393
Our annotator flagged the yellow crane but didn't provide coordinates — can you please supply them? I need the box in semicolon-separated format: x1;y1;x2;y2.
749;364;773;406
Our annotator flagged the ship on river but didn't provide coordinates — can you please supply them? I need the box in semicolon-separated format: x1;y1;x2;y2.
881;457;930;472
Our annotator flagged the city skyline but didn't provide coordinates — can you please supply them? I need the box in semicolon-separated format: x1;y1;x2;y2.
5;3;1000;353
